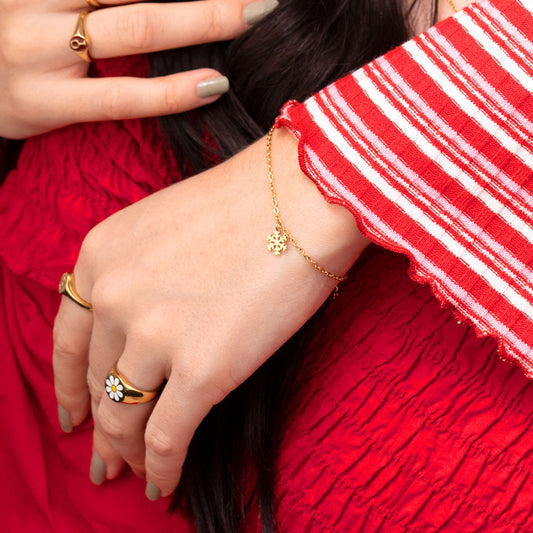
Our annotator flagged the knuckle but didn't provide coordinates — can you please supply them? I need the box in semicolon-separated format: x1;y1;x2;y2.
78;225;103;268
80;226;99;255
118;5;155;51
0;19;27;65
98;82;127;121
95;447;120;465
5;82;43;138
0;71;35;132
53;321;83;361
98;411;130;442
209;373;239;405
90;274;121;314
161;78;182;112
205;1;230;40
0;28;17;66
145;427;175;458
175;359;233;405
54;371;89;414
5;82;24;114
212;372;239;403
55;387;80;412
86;369;103;400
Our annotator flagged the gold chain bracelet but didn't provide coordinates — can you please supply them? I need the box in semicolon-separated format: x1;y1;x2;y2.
265;126;347;284
446;0;458;13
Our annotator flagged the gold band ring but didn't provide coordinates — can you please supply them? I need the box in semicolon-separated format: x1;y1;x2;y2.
58;272;93;311
86;0;102;7
70;10;93;63
105;363;161;404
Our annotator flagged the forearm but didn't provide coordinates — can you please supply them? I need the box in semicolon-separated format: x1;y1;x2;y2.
267;127;367;287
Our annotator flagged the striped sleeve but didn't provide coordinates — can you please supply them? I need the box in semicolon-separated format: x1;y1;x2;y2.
276;0;533;377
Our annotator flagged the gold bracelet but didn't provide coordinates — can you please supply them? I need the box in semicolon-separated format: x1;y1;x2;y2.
265;126;347;284
446;0;458;13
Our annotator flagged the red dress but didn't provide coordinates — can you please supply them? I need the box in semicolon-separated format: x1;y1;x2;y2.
2;1;533;530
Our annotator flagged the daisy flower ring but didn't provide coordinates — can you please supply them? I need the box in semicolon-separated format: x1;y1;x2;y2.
104;362;160;404
105;375;124;402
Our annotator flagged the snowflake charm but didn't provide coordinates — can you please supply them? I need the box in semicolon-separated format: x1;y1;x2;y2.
267;229;288;255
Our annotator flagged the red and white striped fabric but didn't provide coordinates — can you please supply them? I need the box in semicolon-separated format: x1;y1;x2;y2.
277;0;533;377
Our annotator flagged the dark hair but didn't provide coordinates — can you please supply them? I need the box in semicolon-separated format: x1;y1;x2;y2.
0;139;23;183
149;1;436;531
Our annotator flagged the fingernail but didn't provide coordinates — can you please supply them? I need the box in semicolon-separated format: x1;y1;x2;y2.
146;481;161;502
58;405;73;433
196;76;229;98
90;452;106;486
243;0;279;25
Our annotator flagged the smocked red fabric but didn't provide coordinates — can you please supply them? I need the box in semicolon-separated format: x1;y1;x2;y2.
278;0;533;378
2;2;533;532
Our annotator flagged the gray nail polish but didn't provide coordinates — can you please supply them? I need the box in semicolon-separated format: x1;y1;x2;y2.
90;452;106;486
146;481;161;502
243;0;279;25
58;405;73;433
196;76;230;98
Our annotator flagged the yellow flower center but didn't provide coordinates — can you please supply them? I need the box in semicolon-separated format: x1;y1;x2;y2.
111;385;117;392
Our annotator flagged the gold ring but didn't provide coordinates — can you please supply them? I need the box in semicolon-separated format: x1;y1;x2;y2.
58;272;93;311
86;0;102;7
69;10;93;63
105;362;162;404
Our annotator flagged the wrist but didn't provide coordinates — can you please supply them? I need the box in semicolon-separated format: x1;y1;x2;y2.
267;126;369;284
437;0;474;21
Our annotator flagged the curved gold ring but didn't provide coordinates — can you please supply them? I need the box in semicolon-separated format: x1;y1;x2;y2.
58;272;93;311
105;363;162;404
69;10;93;63
86;0;102;7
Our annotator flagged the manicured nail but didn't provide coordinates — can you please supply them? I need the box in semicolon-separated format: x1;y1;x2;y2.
146;481;161;502
90;452;106;486
196;76;229;98
243;0;279;25
58;405;73;433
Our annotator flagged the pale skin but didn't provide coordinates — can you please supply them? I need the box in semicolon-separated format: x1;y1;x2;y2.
54;128;367;497
1;0;474;501
0;0;259;138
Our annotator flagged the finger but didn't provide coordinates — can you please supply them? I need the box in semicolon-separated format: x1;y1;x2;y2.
92;399;127;483
53;270;94;430
90;326;166;473
54;69;229;123
144;375;215;498
86;0;251;59
97;393;153;473
86;317;129;482
86;314;126;403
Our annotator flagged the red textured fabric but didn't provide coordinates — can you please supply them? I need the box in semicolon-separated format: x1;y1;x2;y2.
276;246;533;532
0;57;192;533
277;0;533;377
2;9;533;533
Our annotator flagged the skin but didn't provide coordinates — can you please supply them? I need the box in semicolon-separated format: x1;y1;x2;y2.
53;128;368;495
1;0;475;501
0;0;256;138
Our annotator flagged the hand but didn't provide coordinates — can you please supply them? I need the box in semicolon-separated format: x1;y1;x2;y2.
52;127;368;497
0;0;275;139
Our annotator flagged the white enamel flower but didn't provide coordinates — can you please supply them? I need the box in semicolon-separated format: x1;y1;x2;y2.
105;375;124;402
